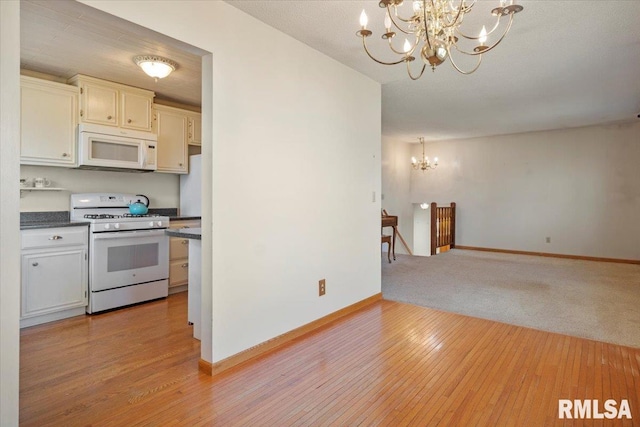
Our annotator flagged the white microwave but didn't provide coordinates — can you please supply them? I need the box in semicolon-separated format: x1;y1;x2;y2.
77;124;157;172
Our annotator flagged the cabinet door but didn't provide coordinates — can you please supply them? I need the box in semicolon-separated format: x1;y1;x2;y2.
154;108;188;174
81;82;118;126
121;91;153;131
170;236;190;260
187;113;202;146
21;248;88;318
20;77;78;167
169;259;189;287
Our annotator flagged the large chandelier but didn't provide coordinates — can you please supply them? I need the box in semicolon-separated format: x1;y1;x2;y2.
356;0;524;80
411;137;438;171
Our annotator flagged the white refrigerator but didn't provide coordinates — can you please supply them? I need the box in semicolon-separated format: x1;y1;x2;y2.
180;154;201;216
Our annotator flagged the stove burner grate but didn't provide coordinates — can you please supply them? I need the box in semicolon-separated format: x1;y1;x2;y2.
122;213;159;218
84;214;118;219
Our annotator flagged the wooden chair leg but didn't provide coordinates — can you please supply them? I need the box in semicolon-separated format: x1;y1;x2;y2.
382;236;392;264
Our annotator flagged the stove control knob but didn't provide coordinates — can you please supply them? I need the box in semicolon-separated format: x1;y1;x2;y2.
148;221;153;227
104;224;110;230
156;221;163;227
114;223;120;229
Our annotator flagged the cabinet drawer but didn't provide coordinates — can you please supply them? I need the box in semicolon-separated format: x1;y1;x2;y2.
169;259;189;286
22;227;88;250
170;237;190;260
169;219;201;230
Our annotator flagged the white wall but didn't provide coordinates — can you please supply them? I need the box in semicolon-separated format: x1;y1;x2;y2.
407;121;640;260
82;1;382;362
381;136;413;254
20;165;179;212
1;1;21;425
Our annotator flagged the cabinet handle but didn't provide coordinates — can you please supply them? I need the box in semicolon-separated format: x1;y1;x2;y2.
80;110;84;117
181;263;189;268
181;240;188;244
48;235;63;240
32;262;39;267
183;226;190;229
62;153;69;157
189;133;193;138
107;115;113;120
179;163;183;167
128;119;132;123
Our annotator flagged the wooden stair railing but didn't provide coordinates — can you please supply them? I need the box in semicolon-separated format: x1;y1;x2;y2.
430;202;456;256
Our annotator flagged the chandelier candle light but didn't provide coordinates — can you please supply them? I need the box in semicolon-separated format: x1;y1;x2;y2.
356;0;524;80
411;137;438;171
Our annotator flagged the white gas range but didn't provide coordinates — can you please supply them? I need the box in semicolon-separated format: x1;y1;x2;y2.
70;193;170;313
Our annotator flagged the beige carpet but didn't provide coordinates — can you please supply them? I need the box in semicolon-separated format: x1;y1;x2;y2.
382;250;640;348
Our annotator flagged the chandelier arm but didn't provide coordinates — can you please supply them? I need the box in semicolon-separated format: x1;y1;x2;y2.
389;4;415;24
439;0;467;29
455;15;501;40
387;33;421;55
452;13;514;56
386;5;414;34
447;46;483;74
361;36;408;65
406;61;427;80
423;0;433;49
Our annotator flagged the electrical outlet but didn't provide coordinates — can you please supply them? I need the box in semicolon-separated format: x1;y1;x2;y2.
546;237;551;243
319;279;326;296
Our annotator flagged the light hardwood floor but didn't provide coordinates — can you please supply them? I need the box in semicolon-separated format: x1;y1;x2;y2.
20;292;639;426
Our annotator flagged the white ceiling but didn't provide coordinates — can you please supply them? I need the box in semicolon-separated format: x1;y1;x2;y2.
226;0;640;142
20;0;640;142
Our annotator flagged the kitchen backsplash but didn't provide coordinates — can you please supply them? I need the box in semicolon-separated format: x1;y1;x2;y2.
20;165;180;212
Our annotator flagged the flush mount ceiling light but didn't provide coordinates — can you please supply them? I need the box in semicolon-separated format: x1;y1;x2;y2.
133;55;178;81
356;0;524;80
411;137;438;171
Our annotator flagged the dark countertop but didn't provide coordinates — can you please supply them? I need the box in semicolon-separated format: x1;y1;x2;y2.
21;221;90;230
169;216;201;221
165;227;201;240
20;211;90;230
20;210;199;229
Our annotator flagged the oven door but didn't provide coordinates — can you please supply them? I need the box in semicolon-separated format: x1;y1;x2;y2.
90;229;169;292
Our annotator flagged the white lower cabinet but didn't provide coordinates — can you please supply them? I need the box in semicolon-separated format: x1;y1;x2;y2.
21;226;88;328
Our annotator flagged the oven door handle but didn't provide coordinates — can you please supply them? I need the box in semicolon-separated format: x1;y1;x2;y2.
92;229;167;240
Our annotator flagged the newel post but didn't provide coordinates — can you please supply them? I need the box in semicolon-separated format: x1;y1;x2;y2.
450;202;456;249
430;202;437;255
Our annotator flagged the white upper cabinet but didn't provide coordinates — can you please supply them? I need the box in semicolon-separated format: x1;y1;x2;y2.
69;74;154;132
81;80;118;126
20;76;79;167
153;104;189;174
120;91;153;131
187;112;202;146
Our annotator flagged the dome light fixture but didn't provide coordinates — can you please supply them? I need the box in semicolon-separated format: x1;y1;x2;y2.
133;55;178;81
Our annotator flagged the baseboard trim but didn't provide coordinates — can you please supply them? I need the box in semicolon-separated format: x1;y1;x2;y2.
198;358;212;375
455;246;640;265
200;292;383;377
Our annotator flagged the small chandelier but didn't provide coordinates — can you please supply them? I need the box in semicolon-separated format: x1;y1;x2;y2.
356;0;524;80
411;137;438;171
133;55;178;82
